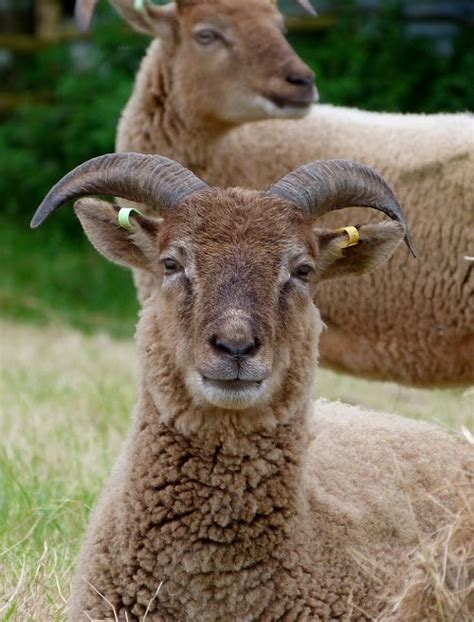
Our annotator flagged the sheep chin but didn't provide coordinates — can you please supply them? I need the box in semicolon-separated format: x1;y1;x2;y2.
186;370;270;411
218;93;315;124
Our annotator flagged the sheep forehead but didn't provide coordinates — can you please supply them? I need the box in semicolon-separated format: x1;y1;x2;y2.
180;0;281;31
160;191;313;271
181;0;279;19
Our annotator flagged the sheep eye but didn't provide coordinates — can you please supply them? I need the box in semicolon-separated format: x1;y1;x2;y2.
293;264;314;283
162;258;182;275
195;29;219;45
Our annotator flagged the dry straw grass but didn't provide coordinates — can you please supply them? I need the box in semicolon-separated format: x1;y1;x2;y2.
381;470;474;622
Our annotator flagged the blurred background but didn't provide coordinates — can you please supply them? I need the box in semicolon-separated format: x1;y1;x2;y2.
0;0;473;335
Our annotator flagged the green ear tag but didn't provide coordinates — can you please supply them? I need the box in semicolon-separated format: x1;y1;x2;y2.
118;207;143;231
134;0;145;12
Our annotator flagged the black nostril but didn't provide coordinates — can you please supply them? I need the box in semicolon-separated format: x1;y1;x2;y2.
211;335;259;357
286;73;314;87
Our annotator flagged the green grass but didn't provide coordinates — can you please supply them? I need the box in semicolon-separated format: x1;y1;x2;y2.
0;217;139;619
0;321;136;620
1;215;137;338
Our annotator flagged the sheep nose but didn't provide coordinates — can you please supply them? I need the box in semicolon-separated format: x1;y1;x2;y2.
286;72;314;88
211;335;259;358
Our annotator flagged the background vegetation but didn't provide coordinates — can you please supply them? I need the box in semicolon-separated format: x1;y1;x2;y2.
1;0;473;335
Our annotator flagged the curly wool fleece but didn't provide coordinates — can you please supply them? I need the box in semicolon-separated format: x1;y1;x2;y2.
69;308;473;621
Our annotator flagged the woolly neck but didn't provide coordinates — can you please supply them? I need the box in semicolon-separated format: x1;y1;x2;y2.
121;386;318;618
117;39;235;176
114;304;321;616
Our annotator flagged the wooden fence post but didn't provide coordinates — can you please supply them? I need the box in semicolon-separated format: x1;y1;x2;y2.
35;0;63;40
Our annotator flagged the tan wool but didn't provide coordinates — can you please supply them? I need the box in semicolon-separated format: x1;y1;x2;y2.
98;0;474;386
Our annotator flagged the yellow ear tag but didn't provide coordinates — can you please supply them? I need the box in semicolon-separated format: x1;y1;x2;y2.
118;207;143;231
335;226;360;249
134;0;145;13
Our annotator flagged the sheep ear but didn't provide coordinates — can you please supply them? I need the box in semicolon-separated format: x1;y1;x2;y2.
110;1;178;39
74;199;162;271
314;221;405;280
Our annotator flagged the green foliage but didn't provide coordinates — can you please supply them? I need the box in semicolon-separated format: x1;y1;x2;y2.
0;215;137;337
0;6;147;226
289;4;474;113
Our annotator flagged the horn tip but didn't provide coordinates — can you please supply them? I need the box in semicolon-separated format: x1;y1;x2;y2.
74;1;94;33
405;233;417;258
75;17;91;34
30;210;45;229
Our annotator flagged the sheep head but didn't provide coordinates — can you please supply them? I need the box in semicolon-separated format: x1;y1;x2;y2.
75;0;316;123
32;154;409;430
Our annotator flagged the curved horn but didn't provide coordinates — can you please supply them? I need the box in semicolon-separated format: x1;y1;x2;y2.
75;1;176;34
295;0;317;17
74;0;99;32
31;152;208;228
266;159;415;256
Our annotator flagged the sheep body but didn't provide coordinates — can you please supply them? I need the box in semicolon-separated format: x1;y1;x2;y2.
72;313;472;622
70;310;473;621
34;150;472;620
117;33;474;386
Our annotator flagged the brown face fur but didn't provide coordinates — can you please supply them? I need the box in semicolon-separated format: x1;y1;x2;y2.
171;0;315;122
74;184;404;434
111;0;316;123
147;190;321;415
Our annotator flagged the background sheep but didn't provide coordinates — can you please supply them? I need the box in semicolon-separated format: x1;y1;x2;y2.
76;0;474;388
32;153;473;621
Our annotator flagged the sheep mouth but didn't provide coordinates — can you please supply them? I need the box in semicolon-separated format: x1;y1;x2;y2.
202;377;263;392
268;84;317;110
197;375;268;409
269;96;312;109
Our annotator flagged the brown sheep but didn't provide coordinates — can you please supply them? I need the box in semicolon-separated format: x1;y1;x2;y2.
32;153;473;621
75;0;474;387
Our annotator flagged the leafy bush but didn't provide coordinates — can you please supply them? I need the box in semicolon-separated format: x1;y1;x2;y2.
0;7;147;231
289;4;474;113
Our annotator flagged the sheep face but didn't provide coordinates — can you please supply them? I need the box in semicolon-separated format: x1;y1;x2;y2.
73;188;404;431
34;154;407;432
172;0;315;123
113;0;316;123
154;190;321;413
76;190;321;420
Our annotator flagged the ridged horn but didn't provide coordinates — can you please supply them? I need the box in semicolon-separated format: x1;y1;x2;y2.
31;153;208;228
266;159;415;256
